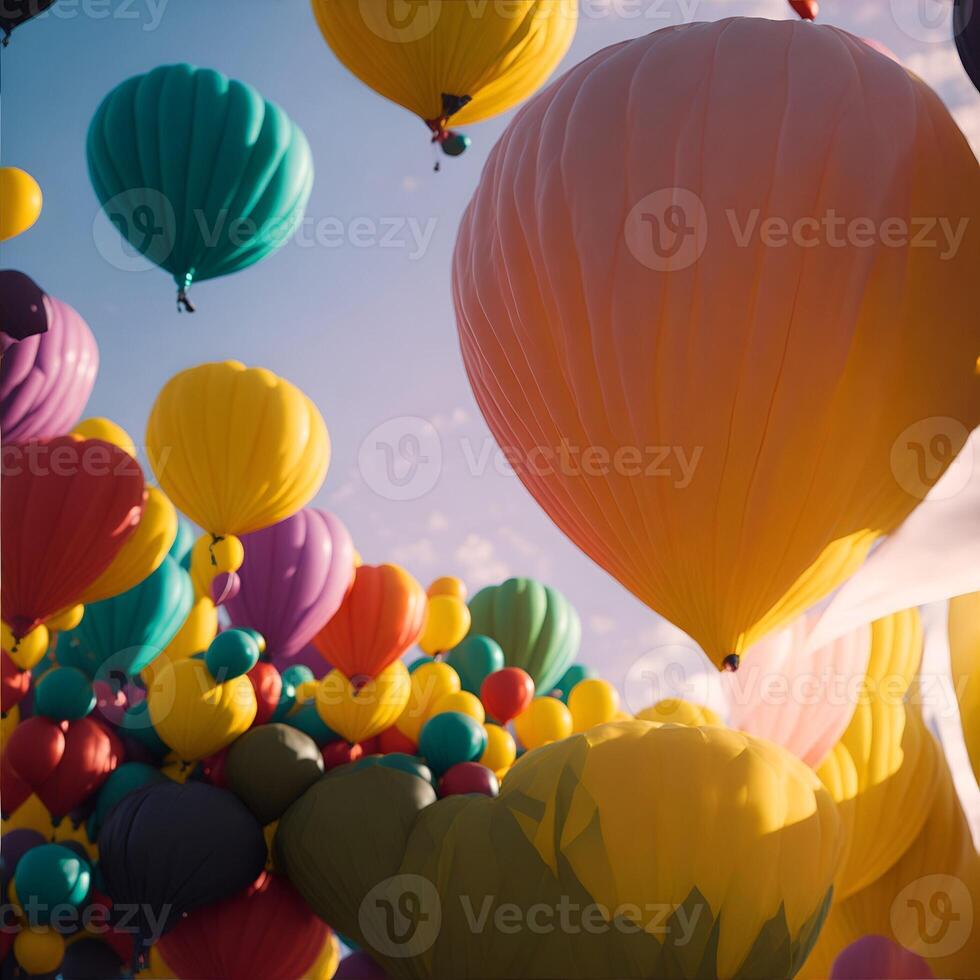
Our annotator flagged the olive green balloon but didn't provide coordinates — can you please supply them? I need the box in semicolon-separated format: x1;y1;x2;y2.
225;723;323;826
467;578;581;693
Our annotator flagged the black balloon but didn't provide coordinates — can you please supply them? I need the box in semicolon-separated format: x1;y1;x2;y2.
955;0;980;92
0;1;57;42
98;782;267;960
0;271;49;341
61;938;127;980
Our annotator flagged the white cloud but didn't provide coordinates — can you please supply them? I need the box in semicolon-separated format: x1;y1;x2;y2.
391;537;439;568
428;511;450;531
589;614;618;635
455;533;511;588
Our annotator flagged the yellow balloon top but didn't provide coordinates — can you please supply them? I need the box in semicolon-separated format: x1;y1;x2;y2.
146;361;329;536
0;166;42;241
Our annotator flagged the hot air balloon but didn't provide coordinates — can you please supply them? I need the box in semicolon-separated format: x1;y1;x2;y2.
146;361;329;541
955;0;980;93
949;591;980;787
2;438;144;639
313;564;426;680
0;271;48;341
316;661;411;744
57;555;193;680
310;0;576;162
788;0;818;18
830;936;934;980
0;292;98;442
453;19;980;670
467;578;580;694
226;508;354;662
158;872;330;980
0;1;57;43
87;64;314;310
0;167;42;240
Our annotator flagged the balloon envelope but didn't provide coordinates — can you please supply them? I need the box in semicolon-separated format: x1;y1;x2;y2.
0;270;48;341
830;935;934;980
0;0;57;40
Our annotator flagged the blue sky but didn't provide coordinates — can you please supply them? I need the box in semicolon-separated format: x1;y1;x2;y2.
5;0;978;700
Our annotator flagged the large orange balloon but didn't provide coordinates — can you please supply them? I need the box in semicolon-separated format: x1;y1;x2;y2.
313;563;426;680
453;20;980;669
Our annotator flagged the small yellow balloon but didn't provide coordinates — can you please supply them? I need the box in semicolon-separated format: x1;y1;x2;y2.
316;662;411;744
2;704;20;747
480;722;517;776
142;595;218;686
79;487;178;605
71;417;138;459
294;678;319;705
14;928;64;975
636;699;722;727
1;794;50;836
396;661;461;742
0;167;42;241
147;657;256;762
430;689;485;724
44;604;85;633
3;623;49;670
568;678;620;733
427;576;468;601
418;595;471;655
514;696;573;750
306;932;341;980
189;533;244;596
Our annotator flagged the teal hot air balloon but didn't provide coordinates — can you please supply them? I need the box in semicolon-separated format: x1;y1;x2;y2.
87;63;314;311
467;578;581;694
57;555;193;680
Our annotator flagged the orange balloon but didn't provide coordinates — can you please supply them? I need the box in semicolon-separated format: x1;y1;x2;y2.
313;563;426;679
453;20;980;669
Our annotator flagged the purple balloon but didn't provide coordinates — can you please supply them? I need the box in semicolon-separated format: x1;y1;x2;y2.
210;570;241;607
0;828;46;885
335;952;389;979
273;641;330;679
0;270;49;341
831;935;934;979
0;293;98;442
226;509;354;661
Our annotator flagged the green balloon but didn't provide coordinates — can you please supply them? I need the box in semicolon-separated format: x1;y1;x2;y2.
34;667;95;721
205;628;260;680
14;844;91;923
446;635;505;695
168;516;195;566
284;703;338;747
352;753;433;785
94;763;166;834
87;63;314;308
419;712;487;776
554;664;596;702
57;555;193;679
225;724;324;826
281;665;315;690
467;578;581;694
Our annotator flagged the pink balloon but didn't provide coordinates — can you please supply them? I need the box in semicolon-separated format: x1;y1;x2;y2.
722;614;870;768
226;509;354;661
0;294;98;441
831;935;934;979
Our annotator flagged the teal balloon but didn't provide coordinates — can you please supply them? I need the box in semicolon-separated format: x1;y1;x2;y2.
169;517;195;566
87;63;314;307
14;844;91;923
554;664;595;702
119;701;169;758
57;555;193;680
284;703;338;747
408;656;434;673
205;629;259;680
94;763;166;835
33;667;95;721
446;635;505;695
418;711;487;776
352;752;433;784
281;665;314;690
467;578;581;694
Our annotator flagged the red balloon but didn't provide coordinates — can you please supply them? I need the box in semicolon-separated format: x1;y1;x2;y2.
378;725;417;755
1;437;144;637
247;661;282;728
1;751;32;816
34;717;122;821
322;740;363;771
1;651;31;713
788;0;818;18
438;762;499;798
159;872;329;980
200;748;229;788
5;715;66;786
480;667;534;724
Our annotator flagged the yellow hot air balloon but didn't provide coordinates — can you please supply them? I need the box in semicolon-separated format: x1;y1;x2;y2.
44;604;84;633
636;698;723;727
71;417;138;460
0;167;42;240
453;20;980;669
146;361;329;538
77;487;177;605
2;622;49;670
315;662;410;743
396;660;460;742
949;591;980;786
147;657;256;762
311;0;576;152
